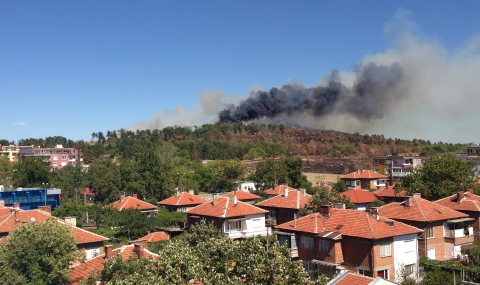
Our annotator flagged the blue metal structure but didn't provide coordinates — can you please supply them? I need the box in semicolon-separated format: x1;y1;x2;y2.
0;188;62;210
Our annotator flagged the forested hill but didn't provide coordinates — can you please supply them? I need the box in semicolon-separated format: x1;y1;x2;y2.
5;123;467;163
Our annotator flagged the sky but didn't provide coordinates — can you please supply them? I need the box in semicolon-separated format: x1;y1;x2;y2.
1;1;480;144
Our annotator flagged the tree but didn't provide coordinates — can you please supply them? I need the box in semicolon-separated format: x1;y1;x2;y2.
331;179;347;193
283;157;312;190
396;154;480;201
113;209;155;240
0;156;13;189
299;185;355;215
13;157;50;188
250;159;289;191
0;218;79;285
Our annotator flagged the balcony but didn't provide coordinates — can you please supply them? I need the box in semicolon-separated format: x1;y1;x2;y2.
444;218;475;245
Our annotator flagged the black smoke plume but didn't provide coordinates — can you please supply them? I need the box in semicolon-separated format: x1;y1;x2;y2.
218;62;405;124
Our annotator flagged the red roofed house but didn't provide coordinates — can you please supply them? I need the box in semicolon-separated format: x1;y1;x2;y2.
221;190;260;204
340;190;377;211
435;190;480;243
274;205;422;282
134;230;170;243
0;205;108;261
69;243;158;285
264;184;293;198
340;170;388;190
326;270;397;285
110;194;158;216
158;190;208;212
379;193;474;260
255;187;311;225
373;184;406;204
186;194;269;239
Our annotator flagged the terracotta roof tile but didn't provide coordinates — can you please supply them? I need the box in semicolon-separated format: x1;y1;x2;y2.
264;184;293;196
110;196;157;211
328;271;384;285
135;231;170;243
187;197;267;218
379;195;468;222
275;208;422;240
340;190;377;204
221;190;260;201
256;189;311;209
158;192;208;207
373;184;406;198
341;170;387;180
435;191;480;212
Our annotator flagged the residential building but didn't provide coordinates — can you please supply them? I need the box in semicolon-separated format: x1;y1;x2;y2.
340;190;377;211
17;145;83;170
186;194;269;239
110;194;158;216
69;243;158;285
372;155;428;182
435;190;480;243
0;145;32;162
456;144;480;176
235;181;256;192
221;190;261;204
133;230;170;244
255;187;311;225
274;206;422;282
379;193;473;260
158;190;208;212
326;270;398;285
373;184;406;204
0;187;62;210
340;170;388;190
264;184;293;198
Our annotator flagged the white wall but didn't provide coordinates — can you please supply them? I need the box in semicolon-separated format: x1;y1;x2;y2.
223;213;268;239
393;234;419;282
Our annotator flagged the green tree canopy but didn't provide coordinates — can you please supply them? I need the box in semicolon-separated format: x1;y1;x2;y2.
0;156;13;189
396;154;480;201
300;185;355;215
13;157;50;188
0;218;79;285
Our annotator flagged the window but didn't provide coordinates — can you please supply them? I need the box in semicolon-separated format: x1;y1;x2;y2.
473;149;477;153
380;243;392;257
62;156;67;160
385;169;391;174
426;227;434;238
358;269;372;277
319;240;330;253
404;240;415;253
377;269;389;280
427;248;436;259
374;159;379;165
269;210;276;220
405;264;415;276
374;169;379;173
85;247;100;260
301;236;314;250
178;207;187;212
384;160;391;165
303;260;316;272
227;220;242;231
52;156;58;160
355;180;360;186
53;162;58;167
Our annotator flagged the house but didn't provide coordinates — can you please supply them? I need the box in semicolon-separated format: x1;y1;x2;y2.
221;190;261;204
0;205;108;261
274;205;422;282
435;190;480;243
456;144;480;176
16;144;82;170
340;170;388;190
340;190;377;211
186;194;269;239
373;184;406;204
235;181;256;192
69;243;158;285
255;187;311;225
0;187;62;210
326;270;398;285
158;190;208;212
378;193;473;260
110;194;158;216
372;155;428;182
134;230;170;243
264;184;294;198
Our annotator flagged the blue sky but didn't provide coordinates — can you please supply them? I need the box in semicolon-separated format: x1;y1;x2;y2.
1;1;480;143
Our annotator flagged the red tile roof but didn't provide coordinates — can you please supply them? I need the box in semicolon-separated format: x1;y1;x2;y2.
0;209;107;244
328;271;389;285
275;208;422;240
340;190;377;204
373;184;406;198
435;191;480;212
264;184;294;196
187;196;267;218
221;190;260;201
110;196;157;211
158;192;208;207
135;231;170;243
255;189;311;210
69;245;158;284
341;170;387;180
378;195;468;222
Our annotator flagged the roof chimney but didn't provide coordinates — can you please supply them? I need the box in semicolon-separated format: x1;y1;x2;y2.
405;196;414;207
320;205;331;217
212;193;219;205
296;191;300;209
229;194;237;205
314;213;318;234
385;219;395;227
284;187;289;197
120;194;125;201
189;189;194;195
13;202;20;209
457;192;465;203
413;193;421;198
38;205;51;213
133;194;138;199
105;245;113;259
64;216;76;227
133;243;144;259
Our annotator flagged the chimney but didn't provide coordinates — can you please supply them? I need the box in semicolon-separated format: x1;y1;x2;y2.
105;245;113;259
385;219;395;227
189;189;194;195
457;192;465;203
413;193;421;198
296;191;300;209
120;194;125;201
284;187;289;197
133;243;144;259
133;194;138;199
333;203;346;209
405;196;414;207
314;213;318;234
229;194;237;205
320;205;331;217
64;216;76;227
38;205;51;213
13;202;20;209
212;193;219;205
369;207;379;216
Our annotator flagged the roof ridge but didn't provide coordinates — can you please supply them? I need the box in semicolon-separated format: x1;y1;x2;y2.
176;192;185;206
413;197;427;222
222;197;229;218
364;212;375;239
119;196;130;211
57;220;109;241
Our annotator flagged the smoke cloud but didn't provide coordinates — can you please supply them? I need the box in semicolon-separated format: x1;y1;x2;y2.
127;9;480;143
